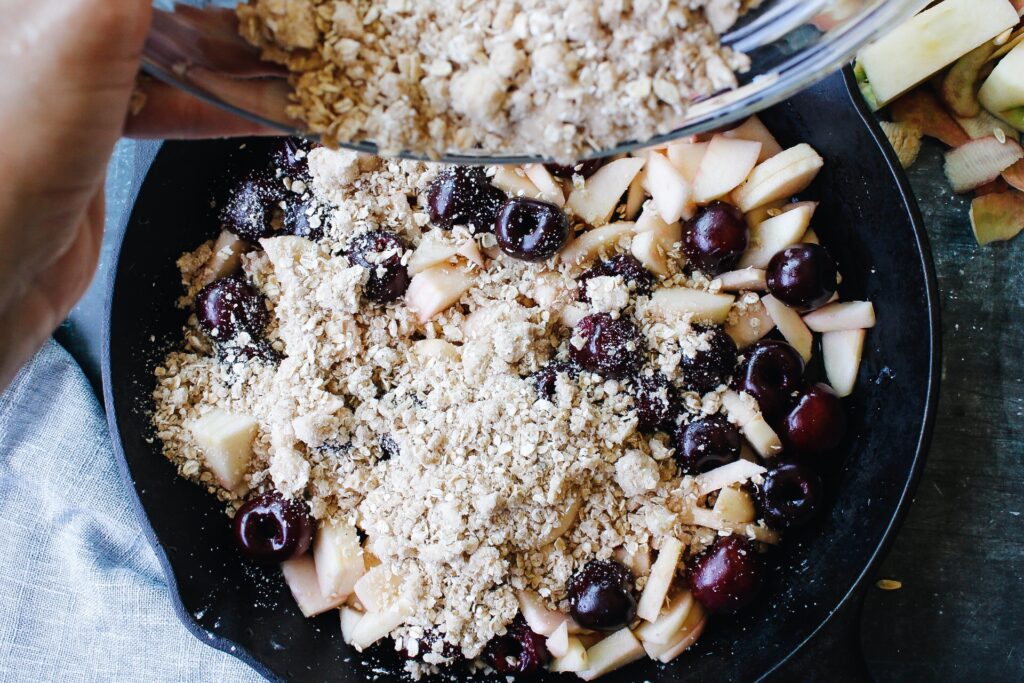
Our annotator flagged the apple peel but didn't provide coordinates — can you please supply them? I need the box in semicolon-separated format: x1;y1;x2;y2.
944;136;1024;193
1003;159;1024;192
970;190;1024;245
941;42;996;118
878;121;923;169
890;89;970;148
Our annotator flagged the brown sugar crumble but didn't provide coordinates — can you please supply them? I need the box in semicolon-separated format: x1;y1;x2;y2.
235;0;755;160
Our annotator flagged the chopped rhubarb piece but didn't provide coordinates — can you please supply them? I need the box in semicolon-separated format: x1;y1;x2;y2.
944;137;1024;193
889;89;970;148
970;191;1024;245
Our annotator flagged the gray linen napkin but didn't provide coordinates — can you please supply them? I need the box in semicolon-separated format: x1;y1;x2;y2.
0;340;262;682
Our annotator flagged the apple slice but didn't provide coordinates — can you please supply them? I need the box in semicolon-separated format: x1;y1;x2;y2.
624;169;647;220
313;523;365;601
492;166;541;198
745;415;783;458
523;164;566;207
745;200;785;229
551;637;589;673
517;590;565;637
857;0;1019;106
693;136;762;204
713;486;757;524
568;157;647;227
722;116;783;162
716;268;767;292
411;338;461;363
348;600;413;650
969;190;1024;245
1005;159;1024;192
636;591;694;648
803;301;876;332
408;234;460;275
340;606;363;644
656;603;707;663
578;628;646;681
944;137;1024;193
738;204;813;269
560;222;636;266
942;42;997;118
199;230;247;288
666;141;708;181
547;620;570;658
281;554;346;617
645;151;694;223
957;109;1021;142
538;497;582;547
189;409;257;491
684;507;780;545
353;565;402;613
724;300;775;349
761;295;813;362
649;288;735;324
878;121;923;169
631;209;682;277
889;89;971;148
614;546;653;577
803;229;820;245
733;145;824;213
694;458;767;496
405;264;474;323
636;537;684;622
823;329;866;398
980;41;1024;115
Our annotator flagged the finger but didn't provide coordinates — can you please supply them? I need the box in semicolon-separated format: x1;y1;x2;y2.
125;78;284;140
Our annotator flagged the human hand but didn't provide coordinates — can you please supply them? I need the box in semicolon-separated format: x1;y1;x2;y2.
0;0;273;390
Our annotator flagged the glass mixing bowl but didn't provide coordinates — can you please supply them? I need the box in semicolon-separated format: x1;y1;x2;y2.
144;0;926;163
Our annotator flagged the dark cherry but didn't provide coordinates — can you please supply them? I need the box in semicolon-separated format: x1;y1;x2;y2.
545;158;606;179
766;244;838;312
782;383;848;454
687;536;764;613
674;415;742;474
680;326;738;394
271;137;314;181
220;339;282;365
232;490;314;562
738;339;806;421
530;360;579;397
220;169;286;242
567;560;637;632
195;276;268;342
495;198;571;261
569;313;644;380
682;201;748;276
577;254;655;302
631;372;678;433
756;463;823;530
427;166;506;232
399;632;462;664
346;230;412;303
485;618;550;675
282;199;326;241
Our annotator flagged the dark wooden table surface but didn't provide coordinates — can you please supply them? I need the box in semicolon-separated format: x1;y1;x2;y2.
59;122;1024;681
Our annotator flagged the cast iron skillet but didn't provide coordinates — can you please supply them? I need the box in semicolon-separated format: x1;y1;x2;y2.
102;68;940;683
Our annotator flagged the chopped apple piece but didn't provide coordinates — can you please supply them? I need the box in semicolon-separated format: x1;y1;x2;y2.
804;229;821;245
725;300;775;348
745;415;783;458
722;116;783;162
547;620;570;658
666;141;708;181
492;166;541;198
568;158;647;227
979;41;1024;115
313;523;365;601
523;164;566;207
199;230;247;288
823;329;866;398
537;497;582;547
803;301;877;332
738;205;813;269
744;200;785;229
733;145;824;213
551;637;589;673
645;151;694;223
716;267;767;292
1004;159;1024;192
411;338;461;362
942;42;997;118
281;554;346;617
560;222;635;266
353;565;402;613
348;600;412;651
631;230;670;277
694;458;766;496
517;590;565;637
721;389;758;426
944;137;1024;193
889;89;971;148
657;603;707;663
189;409;257;491
713;487;757;524
340;606;363;644
408;236;459;275
761;295;813;362
614;546;653;577
636;591;694;648
969;191;1024;245
693;136;762;204
649;288;735;324
636;537;684;622
405;265;474;323
879;121;923;169
857;0;1020;106
624;169;647;220
578;628;646;681
684;507;780;545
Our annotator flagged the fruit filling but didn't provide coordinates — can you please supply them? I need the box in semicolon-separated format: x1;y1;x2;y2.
153;121;876;680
